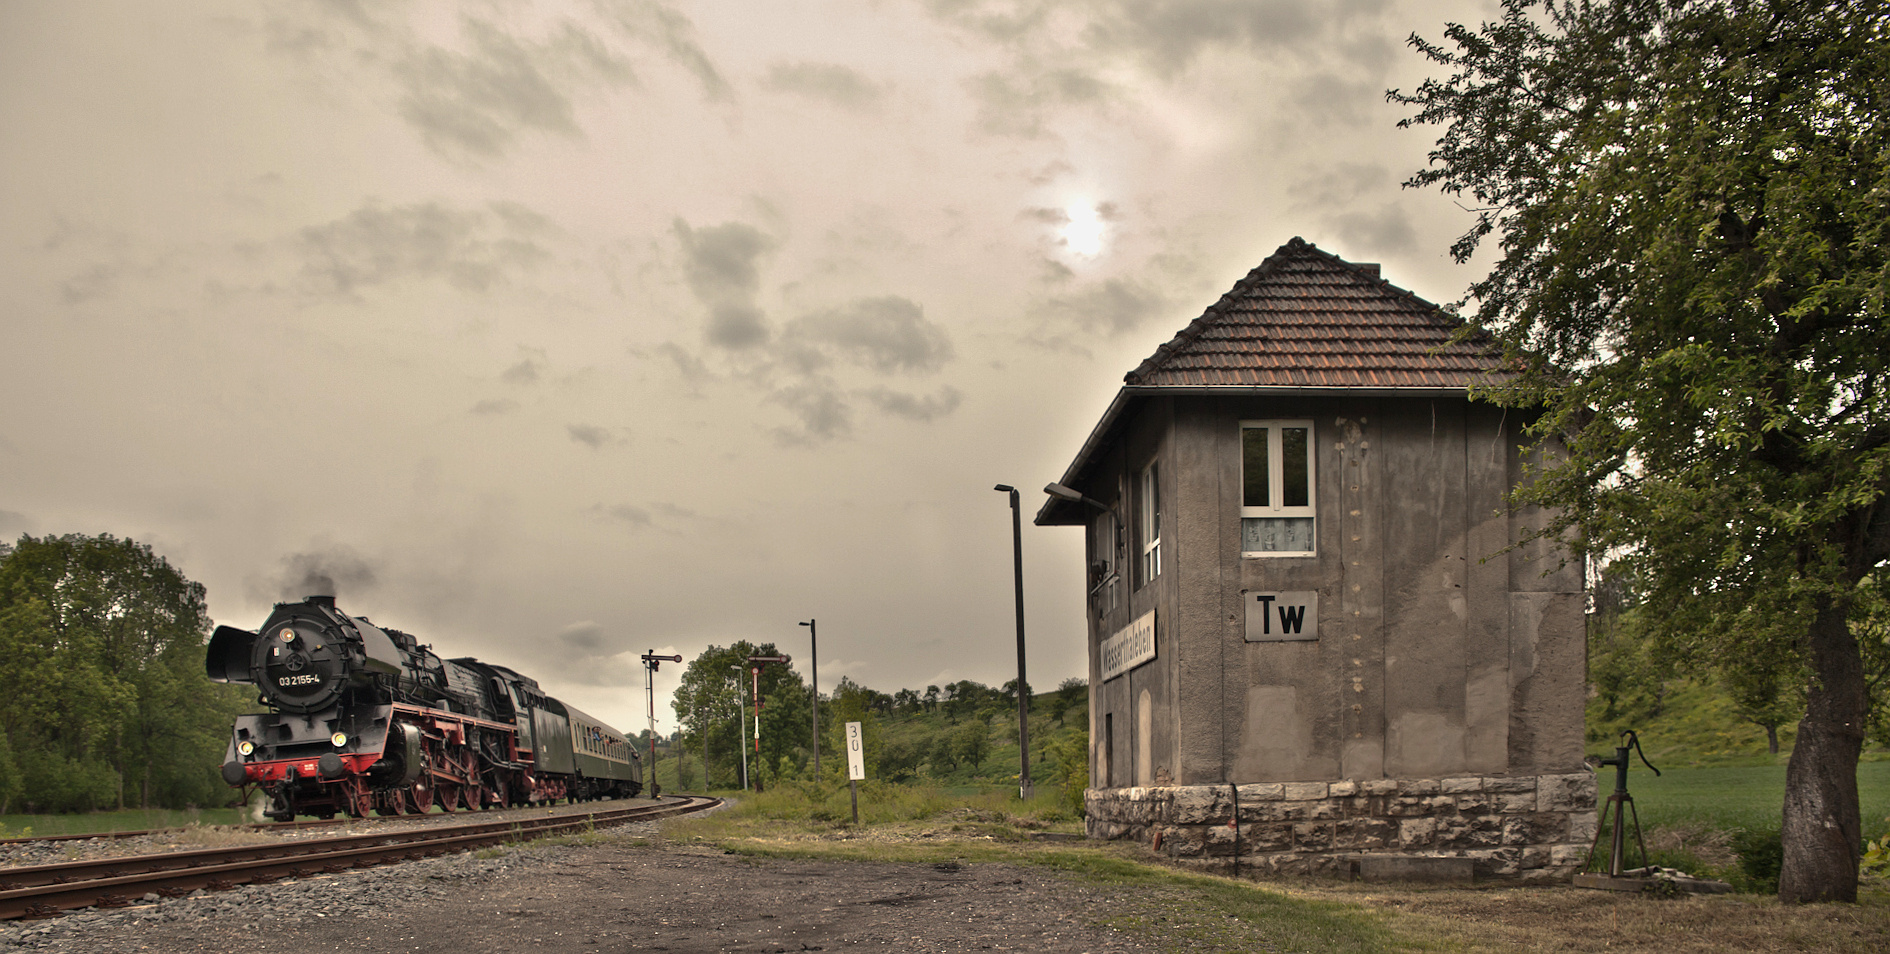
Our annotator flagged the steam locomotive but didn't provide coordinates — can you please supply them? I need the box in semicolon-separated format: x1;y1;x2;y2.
207;596;641;820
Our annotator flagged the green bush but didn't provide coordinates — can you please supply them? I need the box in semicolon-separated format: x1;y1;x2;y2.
1729;827;1783;894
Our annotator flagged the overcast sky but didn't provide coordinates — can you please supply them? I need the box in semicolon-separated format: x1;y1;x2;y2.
2;0;1498;737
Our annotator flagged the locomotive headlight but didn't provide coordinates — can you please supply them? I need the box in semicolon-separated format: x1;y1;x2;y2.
279;628;296;642
237;740;255;756
331;732;348;748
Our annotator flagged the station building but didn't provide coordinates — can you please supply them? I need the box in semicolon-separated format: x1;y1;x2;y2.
1034;238;1596;881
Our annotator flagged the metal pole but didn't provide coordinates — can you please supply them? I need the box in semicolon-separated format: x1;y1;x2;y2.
647;654;656;792
800;619;818;778
995;484;1032;800
752;665;762;792
731;666;747;791
639;653;681;798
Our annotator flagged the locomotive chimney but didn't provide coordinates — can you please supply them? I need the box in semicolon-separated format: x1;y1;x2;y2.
306;595;336;607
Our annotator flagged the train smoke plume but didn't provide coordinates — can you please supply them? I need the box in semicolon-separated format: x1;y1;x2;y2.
272;547;379;601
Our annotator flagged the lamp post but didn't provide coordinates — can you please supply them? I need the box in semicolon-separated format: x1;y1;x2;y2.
993;483;1032;800
729;664;747;792
799;619;818;777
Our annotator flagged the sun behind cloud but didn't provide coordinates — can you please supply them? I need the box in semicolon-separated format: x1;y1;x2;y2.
1059;201;1107;258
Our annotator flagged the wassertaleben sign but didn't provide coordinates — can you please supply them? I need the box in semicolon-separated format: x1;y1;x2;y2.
1100;610;1156;682
1244;590;1318;642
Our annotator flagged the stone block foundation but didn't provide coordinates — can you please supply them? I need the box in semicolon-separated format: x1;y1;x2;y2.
1084;772;1597;883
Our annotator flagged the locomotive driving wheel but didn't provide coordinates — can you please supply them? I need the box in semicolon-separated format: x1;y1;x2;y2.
407;782;433;814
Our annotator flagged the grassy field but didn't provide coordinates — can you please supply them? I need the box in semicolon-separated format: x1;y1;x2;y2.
1631;761;1890;835
0;806;251;838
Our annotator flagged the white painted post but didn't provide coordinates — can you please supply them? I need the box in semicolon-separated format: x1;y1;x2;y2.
845;721;865;824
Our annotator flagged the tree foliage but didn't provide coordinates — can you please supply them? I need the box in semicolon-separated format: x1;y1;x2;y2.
670;641;808;788
1395;0;1890;902
0;534;250;812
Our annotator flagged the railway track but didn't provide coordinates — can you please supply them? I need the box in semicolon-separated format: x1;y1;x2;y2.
0;812;435;847
0;795;719;920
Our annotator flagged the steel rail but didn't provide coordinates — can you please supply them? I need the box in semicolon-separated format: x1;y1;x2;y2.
0;796;718;920
0;810;475;847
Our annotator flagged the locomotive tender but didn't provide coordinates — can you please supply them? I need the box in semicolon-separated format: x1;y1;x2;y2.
207;596;640;820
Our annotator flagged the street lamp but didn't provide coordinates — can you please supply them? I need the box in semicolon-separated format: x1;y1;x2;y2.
729;664;747;792
993;483;1032;800
1045;482;1111;513
799;619;819;778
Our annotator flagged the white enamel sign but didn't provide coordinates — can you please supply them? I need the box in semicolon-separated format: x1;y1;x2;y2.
845;721;865;780
1244;590;1318;642
1100;610;1156;682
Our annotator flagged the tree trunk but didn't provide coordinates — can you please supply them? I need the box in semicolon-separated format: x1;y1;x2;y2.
1778;597;1867;903
1765;723;1779;756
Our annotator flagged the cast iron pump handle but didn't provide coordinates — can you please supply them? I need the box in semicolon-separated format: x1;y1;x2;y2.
1595;729;1659;796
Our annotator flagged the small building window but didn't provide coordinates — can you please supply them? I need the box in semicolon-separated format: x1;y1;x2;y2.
1090;502;1120;616
1139;461;1161;584
1241;420;1315;556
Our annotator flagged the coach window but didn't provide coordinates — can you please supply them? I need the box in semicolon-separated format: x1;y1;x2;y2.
1241;420;1315;556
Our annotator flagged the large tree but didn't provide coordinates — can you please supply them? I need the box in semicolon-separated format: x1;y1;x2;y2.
670;642;809;788
1394;0;1890;901
0;534;249;811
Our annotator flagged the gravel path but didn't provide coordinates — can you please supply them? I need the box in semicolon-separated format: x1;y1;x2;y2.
0;823;1166;953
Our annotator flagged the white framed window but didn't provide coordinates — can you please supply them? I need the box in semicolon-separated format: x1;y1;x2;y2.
1241;420;1315;556
1139;461;1161;584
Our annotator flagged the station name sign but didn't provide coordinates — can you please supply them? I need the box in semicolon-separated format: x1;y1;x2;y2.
1101;610;1156;682
1245;591;1318;642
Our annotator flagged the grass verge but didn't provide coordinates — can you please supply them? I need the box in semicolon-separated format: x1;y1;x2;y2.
664;784;1448;954
658;783;1889;954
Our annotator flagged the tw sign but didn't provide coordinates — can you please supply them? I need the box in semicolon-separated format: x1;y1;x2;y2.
1244;591;1318;642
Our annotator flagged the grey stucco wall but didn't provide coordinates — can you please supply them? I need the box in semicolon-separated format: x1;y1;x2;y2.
1082;394;1585;790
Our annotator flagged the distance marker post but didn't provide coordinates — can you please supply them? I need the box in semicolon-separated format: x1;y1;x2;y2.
845;720;865;824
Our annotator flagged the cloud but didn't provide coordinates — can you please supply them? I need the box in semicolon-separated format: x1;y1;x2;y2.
769;381;853;444
0;509;32;540
259;546;380;603
1329;204;1418;257
61;262;120;304
601;504;653;527
863;386;964;422
784;296;954;375
593;0;731;101
674;219;778;350
666;230;961;444
964;69;1111;138
1041;276;1171;337
707;303;770;351
651;341;713;385
557;620;607;653
761;61;888;112
502;351;546;385
265;4;725;159
567;423;626;448
393;17;632;159
296;201;554;298
471;398;520;415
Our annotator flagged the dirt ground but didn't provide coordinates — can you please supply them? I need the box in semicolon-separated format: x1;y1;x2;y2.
8;816;1888;953
13;840;1173;954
